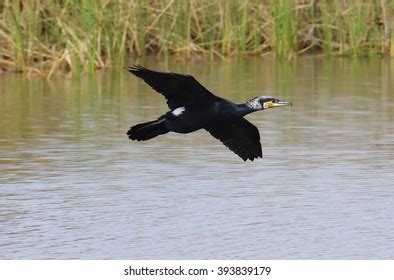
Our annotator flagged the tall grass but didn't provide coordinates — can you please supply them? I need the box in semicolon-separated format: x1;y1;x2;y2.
0;0;392;76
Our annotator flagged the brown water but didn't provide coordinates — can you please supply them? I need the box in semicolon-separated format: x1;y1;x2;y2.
0;57;393;259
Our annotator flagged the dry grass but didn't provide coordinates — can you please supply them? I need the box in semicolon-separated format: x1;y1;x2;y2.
0;0;392;77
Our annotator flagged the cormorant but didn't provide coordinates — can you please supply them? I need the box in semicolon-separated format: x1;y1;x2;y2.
127;65;292;161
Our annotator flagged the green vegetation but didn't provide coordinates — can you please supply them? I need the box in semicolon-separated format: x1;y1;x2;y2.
0;0;392;76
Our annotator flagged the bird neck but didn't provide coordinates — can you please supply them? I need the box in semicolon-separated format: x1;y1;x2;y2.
236;102;261;116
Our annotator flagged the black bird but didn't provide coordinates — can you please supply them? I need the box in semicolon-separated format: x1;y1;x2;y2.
127;65;292;161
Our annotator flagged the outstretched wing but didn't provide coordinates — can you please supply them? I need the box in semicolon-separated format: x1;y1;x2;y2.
128;65;221;110
204;118;262;161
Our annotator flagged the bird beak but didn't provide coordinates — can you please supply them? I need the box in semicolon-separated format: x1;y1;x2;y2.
267;100;292;108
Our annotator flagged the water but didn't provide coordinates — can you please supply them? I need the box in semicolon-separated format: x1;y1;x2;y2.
0;57;393;259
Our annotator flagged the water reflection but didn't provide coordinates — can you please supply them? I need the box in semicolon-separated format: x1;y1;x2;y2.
0;57;393;259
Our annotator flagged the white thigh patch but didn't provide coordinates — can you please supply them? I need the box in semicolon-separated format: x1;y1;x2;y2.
172;107;186;116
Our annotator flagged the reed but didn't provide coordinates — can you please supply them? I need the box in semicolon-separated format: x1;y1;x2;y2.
0;0;391;76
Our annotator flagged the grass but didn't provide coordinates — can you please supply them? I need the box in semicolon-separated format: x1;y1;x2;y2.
0;0;392;76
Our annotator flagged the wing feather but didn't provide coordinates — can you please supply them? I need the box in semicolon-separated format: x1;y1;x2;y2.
205;118;262;161
128;65;221;110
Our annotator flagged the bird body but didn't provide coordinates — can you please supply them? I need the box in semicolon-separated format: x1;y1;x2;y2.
166;100;246;133
166;104;216;133
127;65;292;161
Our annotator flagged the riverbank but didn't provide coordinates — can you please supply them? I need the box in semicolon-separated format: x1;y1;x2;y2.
0;0;392;77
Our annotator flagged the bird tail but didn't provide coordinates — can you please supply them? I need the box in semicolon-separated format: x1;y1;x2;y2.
127;118;168;141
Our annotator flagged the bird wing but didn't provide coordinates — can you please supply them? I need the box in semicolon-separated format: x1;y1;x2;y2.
128;65;221;110
204;118;262;161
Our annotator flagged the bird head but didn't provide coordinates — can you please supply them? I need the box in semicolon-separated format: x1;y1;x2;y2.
247;96;292;110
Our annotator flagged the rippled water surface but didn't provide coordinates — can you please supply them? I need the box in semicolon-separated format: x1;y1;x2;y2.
1;57;394;259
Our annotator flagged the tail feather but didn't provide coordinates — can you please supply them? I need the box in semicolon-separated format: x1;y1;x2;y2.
127;118;168;141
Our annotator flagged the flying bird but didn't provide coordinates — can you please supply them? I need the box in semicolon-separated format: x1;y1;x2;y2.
127;65;292;161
